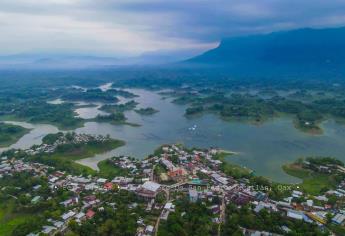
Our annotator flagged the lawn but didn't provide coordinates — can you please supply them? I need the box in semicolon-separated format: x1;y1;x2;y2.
0;215;31;236
98;159;129;178
282;163;311;179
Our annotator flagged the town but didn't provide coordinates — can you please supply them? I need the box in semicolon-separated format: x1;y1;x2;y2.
1;140;345;236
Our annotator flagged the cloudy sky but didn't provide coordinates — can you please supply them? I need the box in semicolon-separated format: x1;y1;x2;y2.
1;0;345;57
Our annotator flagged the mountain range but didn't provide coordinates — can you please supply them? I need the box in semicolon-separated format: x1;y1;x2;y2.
1;27;345;75
185;27;345;76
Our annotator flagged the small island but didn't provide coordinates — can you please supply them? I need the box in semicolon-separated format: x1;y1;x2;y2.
134;107;159;115
0;122;30;147
94;112;140;126
100;100;139;113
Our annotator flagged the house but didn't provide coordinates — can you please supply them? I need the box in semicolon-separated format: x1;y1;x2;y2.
62;211;76;221
332;213;345;225
306;199;313;207
254;202;277;213
292;190;303;198
318;165;331;173
189;189;198;203
145;225;154;235
136;181;161;199
97;178;108;184
104;182;114;190
53;221;64;229
60;197;78;207
211;173;228;185
33;185;41;190
287;210;304;220
86;209;96;219
31;196;41;204
168;168;187;181
161;159;175;171
41;226;57;235
164;202;175;211
75;212;86;222
209;205;220;214
161;202;175;220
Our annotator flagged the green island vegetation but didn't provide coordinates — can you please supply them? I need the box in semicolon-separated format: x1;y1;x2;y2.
158;197;217;236
221;203;329;235
94;112;140;126
185;105;204;116
0;122;30;147
0;101;84;130
62;88;132;103
169;90;345;134
283;157;345;195
99;100;139;113
134;107;159;115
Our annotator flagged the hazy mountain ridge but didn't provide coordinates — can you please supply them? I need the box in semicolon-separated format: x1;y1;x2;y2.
0;49;200;69
186;27;345;75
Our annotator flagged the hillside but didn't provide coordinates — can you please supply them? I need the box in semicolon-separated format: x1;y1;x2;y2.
186;27;345;76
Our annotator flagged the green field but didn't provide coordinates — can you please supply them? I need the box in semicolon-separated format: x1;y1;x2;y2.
98;159;129;178
282;163;337;195
0;204;32;236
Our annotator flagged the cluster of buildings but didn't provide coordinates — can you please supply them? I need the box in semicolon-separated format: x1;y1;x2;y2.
1;143;345;236
124;145;345;235
24;133;110;155
0;156;48;178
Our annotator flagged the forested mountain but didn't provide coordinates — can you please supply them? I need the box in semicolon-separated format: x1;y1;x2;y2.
186;27;345;77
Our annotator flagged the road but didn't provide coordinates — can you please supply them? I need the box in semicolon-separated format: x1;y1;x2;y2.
218;190;226;236
154;189;170;236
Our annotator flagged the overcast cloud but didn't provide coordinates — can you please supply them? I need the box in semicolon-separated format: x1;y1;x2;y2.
1;0;345;56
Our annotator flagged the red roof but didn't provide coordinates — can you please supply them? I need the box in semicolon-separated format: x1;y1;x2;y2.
104;182;113;190
86;209;95;219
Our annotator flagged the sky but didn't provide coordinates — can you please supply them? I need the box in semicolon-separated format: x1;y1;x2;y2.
1;0;345;57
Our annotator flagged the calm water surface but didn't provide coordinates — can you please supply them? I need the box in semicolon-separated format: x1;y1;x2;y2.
4;88;345;183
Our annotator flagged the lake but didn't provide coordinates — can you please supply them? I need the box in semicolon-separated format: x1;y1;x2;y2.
3;88;345;183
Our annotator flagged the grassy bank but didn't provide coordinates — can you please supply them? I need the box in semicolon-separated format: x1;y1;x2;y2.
282;163;338;195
